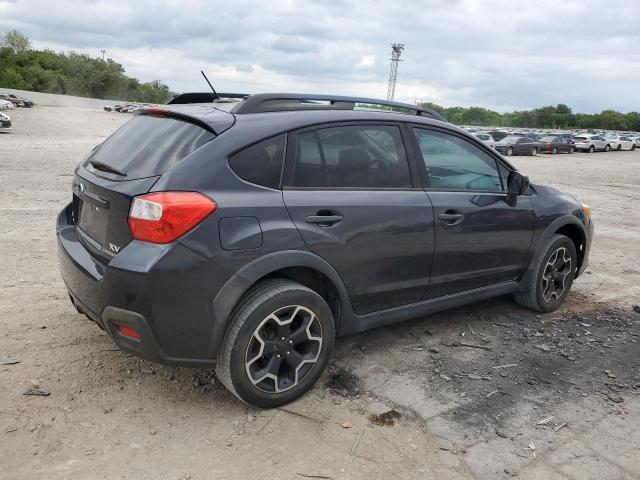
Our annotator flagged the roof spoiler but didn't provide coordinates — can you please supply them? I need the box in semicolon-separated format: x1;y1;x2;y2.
167;92;248;105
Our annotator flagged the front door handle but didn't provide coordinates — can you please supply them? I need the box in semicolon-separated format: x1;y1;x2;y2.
437;212;463;224
306;214;344;225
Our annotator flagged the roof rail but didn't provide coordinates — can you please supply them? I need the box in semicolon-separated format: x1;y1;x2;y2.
230;93;447;122
167;92;248;105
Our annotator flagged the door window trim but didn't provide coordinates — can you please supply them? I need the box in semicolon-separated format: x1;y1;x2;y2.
282;121;422;191
408;124;512;194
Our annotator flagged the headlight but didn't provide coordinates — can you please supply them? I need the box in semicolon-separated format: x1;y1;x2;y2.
581;204;592;219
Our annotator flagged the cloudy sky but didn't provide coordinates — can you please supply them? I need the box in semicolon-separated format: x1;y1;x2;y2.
1;0;639;112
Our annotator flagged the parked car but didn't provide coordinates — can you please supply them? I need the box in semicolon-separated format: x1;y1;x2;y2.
572;135;611;153
1;93;34;107
57;93;593;408
495;136;539;156
610;136;636;151
623;135;640;150
488;130;510;142
0;93;24;107
0;111;11;130
0;99;16;110
538;136;574;154
473;132;496;149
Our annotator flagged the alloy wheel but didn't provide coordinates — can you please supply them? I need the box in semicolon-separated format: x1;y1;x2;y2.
541;247;572;303
245;305;323;393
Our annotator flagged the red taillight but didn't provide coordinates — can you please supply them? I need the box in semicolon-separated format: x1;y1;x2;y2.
128;192;217;244
116;324;141;340
546;143;552;147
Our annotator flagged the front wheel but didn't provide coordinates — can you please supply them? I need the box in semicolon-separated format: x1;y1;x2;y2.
530;147;538;156
605;144;610;152
589;145;595;153
505;147;514;156
617;144;622;151
569;146;574;154
552;147;558;154
513;234;577;313
216;279;335;408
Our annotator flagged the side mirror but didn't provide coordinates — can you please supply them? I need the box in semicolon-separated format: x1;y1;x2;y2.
507;171;529;203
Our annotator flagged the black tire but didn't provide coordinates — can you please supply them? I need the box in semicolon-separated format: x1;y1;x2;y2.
506;147;513;156
633;145;636;151
617;144;621;151
588;145;595;153
513;234;577;313
216;279;335;408
605;144;610;152
569;146;574;154
552;147;558;154
530;147;538;156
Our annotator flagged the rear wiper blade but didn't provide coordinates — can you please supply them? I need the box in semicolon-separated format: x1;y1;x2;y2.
89;160;127;177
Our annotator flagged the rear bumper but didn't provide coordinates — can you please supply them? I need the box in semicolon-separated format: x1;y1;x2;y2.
56;203;231;367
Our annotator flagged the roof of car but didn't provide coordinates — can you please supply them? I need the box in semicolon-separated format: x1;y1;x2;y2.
141;101;457;138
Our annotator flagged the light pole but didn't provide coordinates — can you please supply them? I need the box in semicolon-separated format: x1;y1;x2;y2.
101;49;106;61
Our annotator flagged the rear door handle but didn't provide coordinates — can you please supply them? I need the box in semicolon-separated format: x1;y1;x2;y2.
306;215;344;225
437;212;463;224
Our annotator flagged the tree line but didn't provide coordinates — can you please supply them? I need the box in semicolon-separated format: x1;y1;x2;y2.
0;30;174;104
420;102;640;132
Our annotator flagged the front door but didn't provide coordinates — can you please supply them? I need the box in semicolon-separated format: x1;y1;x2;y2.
411;127;534;299
283;123;435;315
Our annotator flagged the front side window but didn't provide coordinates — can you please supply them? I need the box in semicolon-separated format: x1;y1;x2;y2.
290;125;411;188
413;128;503;192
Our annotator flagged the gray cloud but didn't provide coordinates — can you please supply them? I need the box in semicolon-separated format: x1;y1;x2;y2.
0;0;638;112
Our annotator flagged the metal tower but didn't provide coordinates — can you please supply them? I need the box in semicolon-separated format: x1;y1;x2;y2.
386;43;404;101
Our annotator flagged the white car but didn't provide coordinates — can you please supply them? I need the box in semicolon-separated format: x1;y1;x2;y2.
607;136;635;151
473;132;496;149
572;134;611;153
623;136;640;150
0;99;15;110
0;111;11;130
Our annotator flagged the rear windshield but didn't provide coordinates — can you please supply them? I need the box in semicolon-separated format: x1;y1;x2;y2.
86;116;215;179
573;136;588;141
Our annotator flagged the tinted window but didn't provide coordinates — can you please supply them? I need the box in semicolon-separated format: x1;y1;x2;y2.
290;125;411;188
86;116;215;179
229;134;285;188
413;128;503;192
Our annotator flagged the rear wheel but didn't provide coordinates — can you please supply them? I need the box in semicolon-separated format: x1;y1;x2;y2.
216;279;335;408
617;144;622;151
552;147;558;154
569;146;574;154
506;147;513;156
531;147;538;156
589;145;595;153
513;234;577;313
605;144;610;152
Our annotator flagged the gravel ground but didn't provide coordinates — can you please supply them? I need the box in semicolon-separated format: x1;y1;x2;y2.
1;106;639;480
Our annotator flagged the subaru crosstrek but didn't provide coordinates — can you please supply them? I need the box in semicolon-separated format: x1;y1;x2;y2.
57;93;593;408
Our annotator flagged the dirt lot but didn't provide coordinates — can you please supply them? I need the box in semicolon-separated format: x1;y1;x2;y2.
1;106;639;480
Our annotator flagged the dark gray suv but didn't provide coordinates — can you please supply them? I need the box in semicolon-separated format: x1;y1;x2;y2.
57;93;593;407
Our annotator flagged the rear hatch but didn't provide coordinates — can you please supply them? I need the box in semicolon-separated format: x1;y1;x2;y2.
73;113;220;263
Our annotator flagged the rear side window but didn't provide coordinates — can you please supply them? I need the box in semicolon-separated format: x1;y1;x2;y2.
86;116;215;179
289;125;411;189
228;135;285;188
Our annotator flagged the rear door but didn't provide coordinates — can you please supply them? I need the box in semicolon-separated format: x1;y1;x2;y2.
282;122;435;315
410;126;534;298
73;114;216;262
